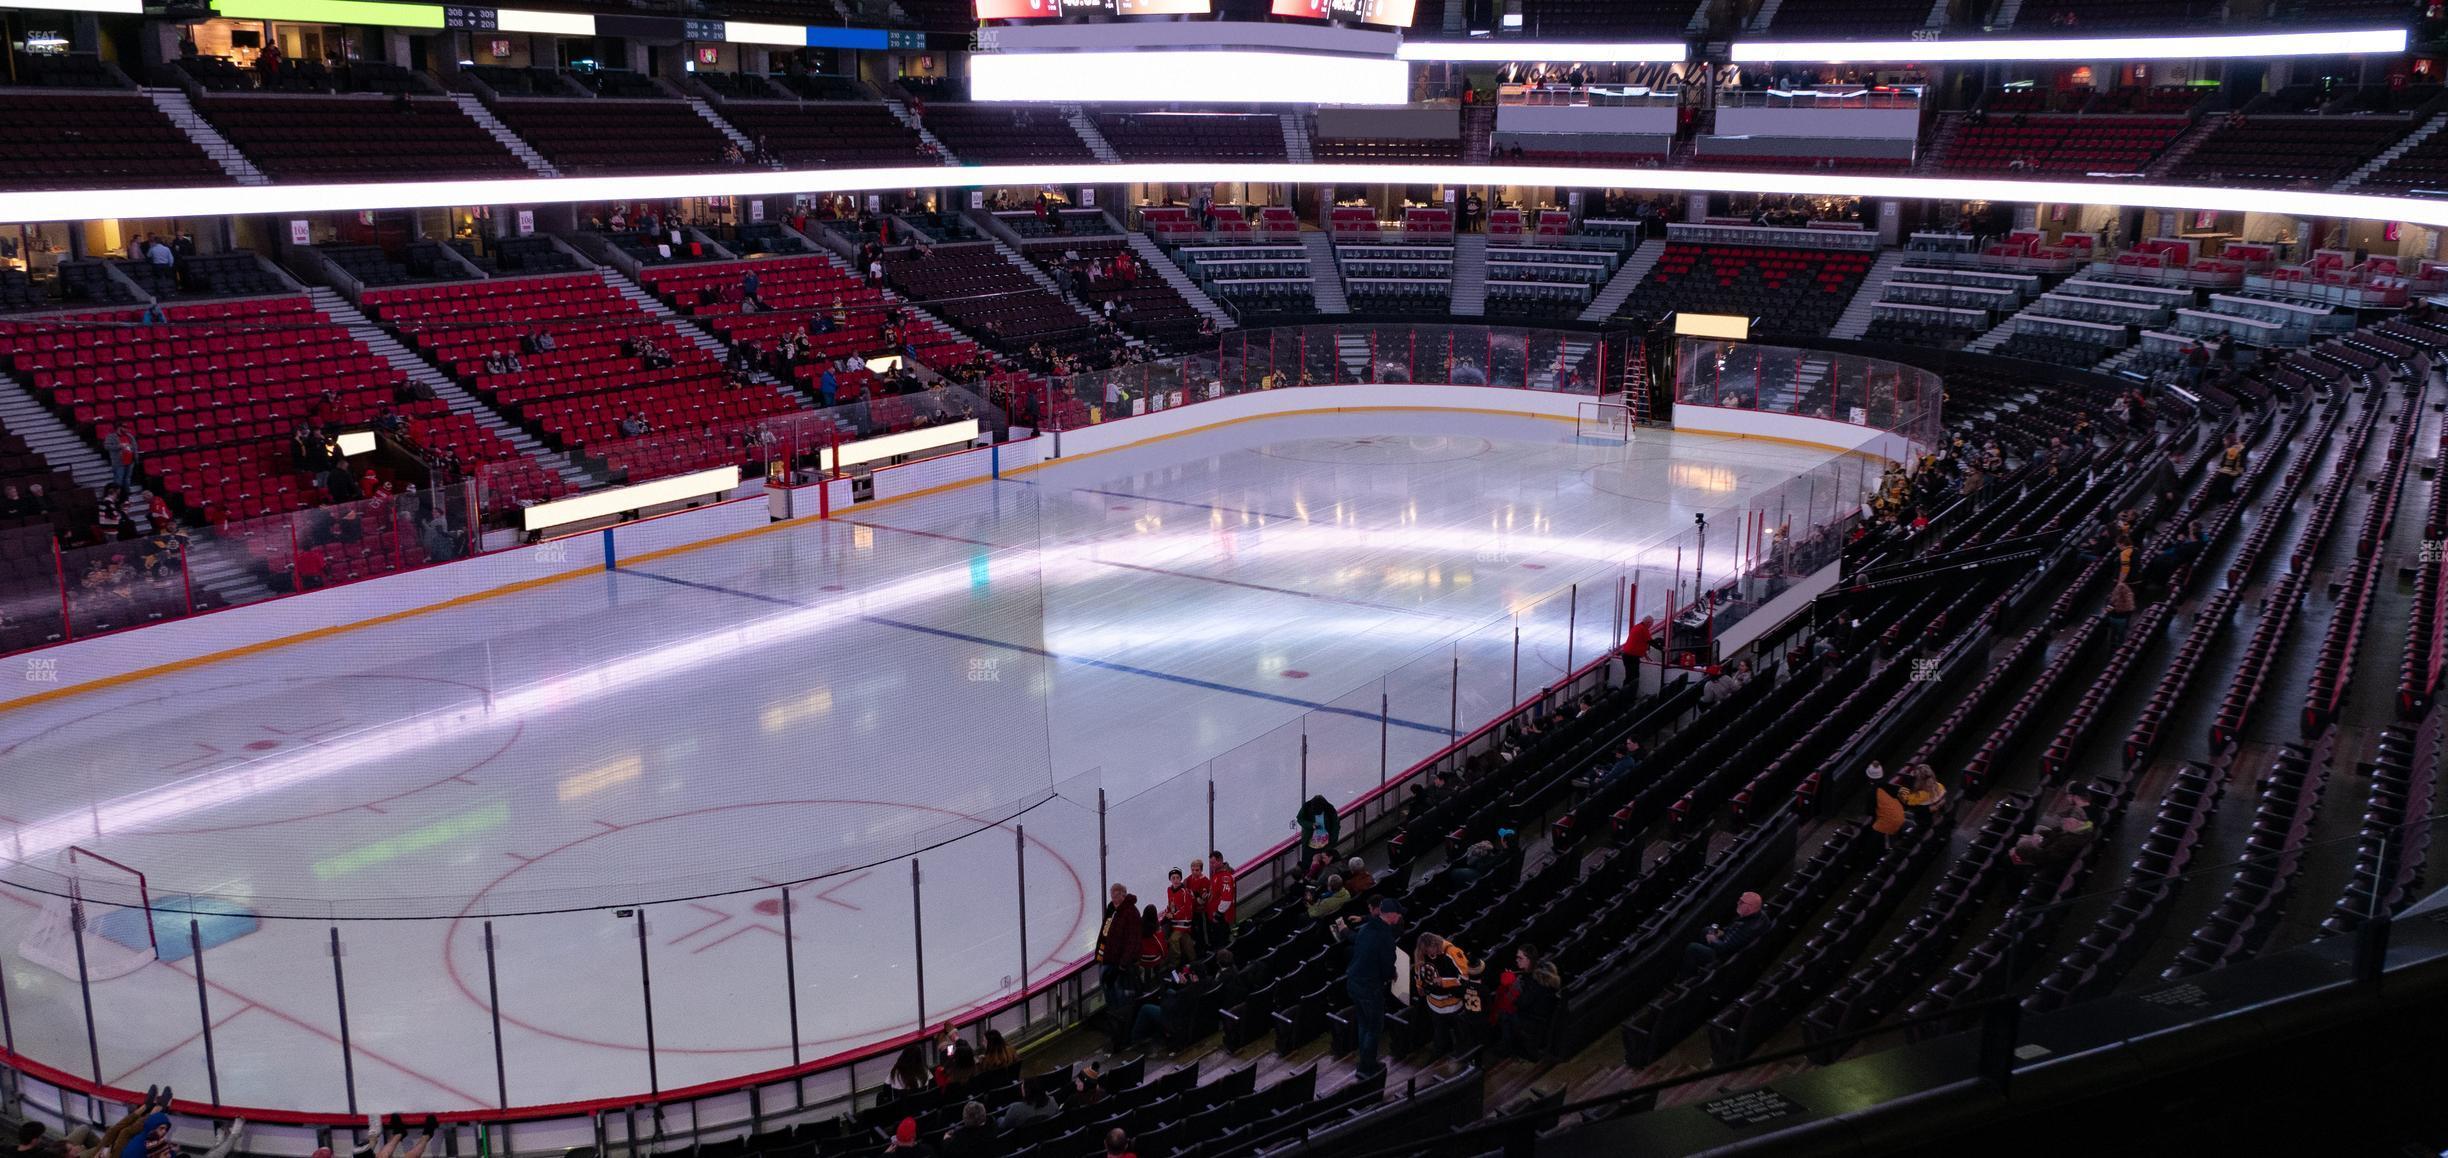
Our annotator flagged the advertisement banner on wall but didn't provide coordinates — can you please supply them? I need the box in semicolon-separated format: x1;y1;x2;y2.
516;209;535;235
288;219;311;245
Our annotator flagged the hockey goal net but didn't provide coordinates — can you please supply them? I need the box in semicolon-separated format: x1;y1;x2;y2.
1577;399;1634;443
17;847;156;982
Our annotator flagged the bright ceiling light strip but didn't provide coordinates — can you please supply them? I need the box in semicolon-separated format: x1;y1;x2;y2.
970;50;1409;104
1731;27;2405;62
1;162;2443;228
4;0;142;12
496;7;596;34
1394;40;1688;62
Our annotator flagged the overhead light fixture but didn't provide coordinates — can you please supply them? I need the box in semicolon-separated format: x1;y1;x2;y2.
1731;27;2406;63
971;50;1408;104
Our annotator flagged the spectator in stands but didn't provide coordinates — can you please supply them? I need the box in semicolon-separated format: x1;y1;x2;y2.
1305;874;1351;920
1870;774;1908;847
1497;948;1561;1060
997;1081;1055;1130
1445;839;1501;887
92;485;130;544
2105;580;2137;640
137;303;166;326
2012;828;2087;871
1701;659;1755;706
1124;961;1201;1050
22;482;54;529
976;1028;1016;1072
1205;851;1237;943
1900;765;1948;817
146;237;174;269
934;1039;977;1089
1096;884;1141;1008
618;412;651;439
1296;794;1341;855
2055;789;2095;836
1682;891;1766;975
2216;432;2247;497
937;1102;994;1158
1346;895;1404;1080
106;428;139;492
1340;856;1377;898
883;1118;929;1156
868;256;885;285
1136;903;1166;976
885;1043;930;1097
0;483;28;522
420;510;462;563
1103;1129;1135;1158
1174;857;1214;950
1162;867;1197;963
1574;737;1645;793
1415;931;1477;1055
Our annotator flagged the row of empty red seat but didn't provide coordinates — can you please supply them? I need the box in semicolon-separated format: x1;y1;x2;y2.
0;297;437;523
1938;115;2190;176
365;274;798;481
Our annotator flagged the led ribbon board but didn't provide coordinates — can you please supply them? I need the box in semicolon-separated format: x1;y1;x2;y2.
1730;27;2407;62
7;163;2448;228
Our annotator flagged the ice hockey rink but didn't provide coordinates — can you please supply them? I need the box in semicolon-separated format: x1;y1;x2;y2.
0;409;1852;1113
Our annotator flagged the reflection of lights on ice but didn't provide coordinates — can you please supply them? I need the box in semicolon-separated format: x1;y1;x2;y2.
10;518;1709;863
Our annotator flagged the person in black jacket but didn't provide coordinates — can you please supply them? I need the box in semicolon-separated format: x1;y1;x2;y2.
1345;896;1405;1080
1295;795;1340;856
1682;891;1765;975
1499;950;1561;1060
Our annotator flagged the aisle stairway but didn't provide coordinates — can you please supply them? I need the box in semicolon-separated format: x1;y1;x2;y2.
1301;232;1351;314
883;99;960;164
1280;112;1313;163
1126;234;1235;330
143;87;268;185
687;97;767;164
2339;109;2448;188
1578;238;1658;322
1450;233;1489;317
1964;311;2022;354
1065;105;1122;163
1463;103;1496;164
306;287;596;490
1828;250;1918;339
452;94;559;177
0;366;288;604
